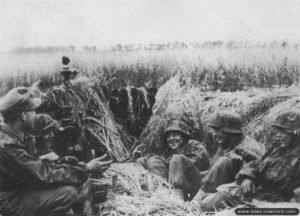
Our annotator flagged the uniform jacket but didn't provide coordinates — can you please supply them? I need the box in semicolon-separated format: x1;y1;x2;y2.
236;145;300;202
201;136;263;193
0;122;89;192
162;139;210;172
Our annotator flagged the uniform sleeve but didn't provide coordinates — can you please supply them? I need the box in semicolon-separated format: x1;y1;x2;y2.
186;140;210;171
4;145;89;188
201;154;242;193
235;160;260;184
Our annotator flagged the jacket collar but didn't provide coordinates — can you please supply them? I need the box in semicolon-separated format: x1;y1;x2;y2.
0;122;26;144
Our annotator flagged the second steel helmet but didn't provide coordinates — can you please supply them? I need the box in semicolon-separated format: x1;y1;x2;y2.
272;110;300;135
208;111;243;134
164;120;191;137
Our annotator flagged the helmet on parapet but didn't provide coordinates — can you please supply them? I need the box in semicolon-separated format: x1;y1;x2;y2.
207;111;243;134
164;120;191;137
272;110;300;135
60;56;78;82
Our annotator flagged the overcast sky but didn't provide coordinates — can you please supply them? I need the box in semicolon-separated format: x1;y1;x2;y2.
0;0;300;50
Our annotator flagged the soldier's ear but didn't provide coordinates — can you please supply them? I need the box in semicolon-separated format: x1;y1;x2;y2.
21;112;26;121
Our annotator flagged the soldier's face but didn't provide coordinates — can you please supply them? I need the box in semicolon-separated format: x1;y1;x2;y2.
23;111;38;132
166;131;185;150
273;127;293;148
211;128;228;146
40;130;55;148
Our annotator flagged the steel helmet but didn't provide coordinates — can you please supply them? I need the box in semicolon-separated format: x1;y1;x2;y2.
272;110;300;135
164;120;191;137
208;111;243;134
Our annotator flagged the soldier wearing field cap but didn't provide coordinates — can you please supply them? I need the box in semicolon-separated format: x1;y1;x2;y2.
0;86;112;216
192;111;264;210
136;119;210;200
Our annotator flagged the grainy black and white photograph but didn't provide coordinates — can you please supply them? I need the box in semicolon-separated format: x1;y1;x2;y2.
0;0;300;215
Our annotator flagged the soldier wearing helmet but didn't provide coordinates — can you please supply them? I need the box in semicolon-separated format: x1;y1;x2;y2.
271;110;300;148
0;86;112;216
164;120;191;150
193;110;300;211
136;119;210;200
192;111;264;211
237;110;300;203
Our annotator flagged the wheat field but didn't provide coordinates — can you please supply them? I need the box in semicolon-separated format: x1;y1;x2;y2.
1;46;300;215
0;46;300;95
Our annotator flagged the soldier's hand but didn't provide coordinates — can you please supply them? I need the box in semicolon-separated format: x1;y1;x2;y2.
39;152;59;161
86;154;113;173
132;144;145;159
241;178;255;195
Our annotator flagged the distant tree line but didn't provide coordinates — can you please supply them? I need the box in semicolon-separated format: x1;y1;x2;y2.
110;40;294;52
12;46;76;54
11;40;297;53
12;45;97;54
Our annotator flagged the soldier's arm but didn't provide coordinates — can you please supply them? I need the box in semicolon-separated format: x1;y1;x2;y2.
235;160;260;184
201;155;242;193
186;140;210;171
4;145;90;188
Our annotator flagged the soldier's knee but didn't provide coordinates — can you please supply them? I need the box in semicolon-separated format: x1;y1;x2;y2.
146;156;168;178
199;192;229;211
170;154;188;165
136;156;147;168
146;156;166;169
60;186;79;205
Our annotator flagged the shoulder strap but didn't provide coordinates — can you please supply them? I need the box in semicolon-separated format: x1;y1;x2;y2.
0;122;23;145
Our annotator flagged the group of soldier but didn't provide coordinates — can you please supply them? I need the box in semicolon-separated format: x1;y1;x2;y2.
0;81;300;216
138;111;300;210
0;86;113;216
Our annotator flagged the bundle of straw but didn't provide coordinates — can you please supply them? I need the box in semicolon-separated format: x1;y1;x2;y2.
140;76;206;154
43;76;131;162
245;94;300;146
98;190;202;216
93;163;202;216
140;76;299;156
93;163;300;216
91;163;170;197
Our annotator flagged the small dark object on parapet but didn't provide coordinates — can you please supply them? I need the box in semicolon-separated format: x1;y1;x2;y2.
62;56;71;65
60;56;79;83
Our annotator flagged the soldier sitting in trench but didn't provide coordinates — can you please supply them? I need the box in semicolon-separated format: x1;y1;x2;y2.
0;86;112;216
192;111;265;210
33;113;60;160
136;119;210;200
33;114;92;169
193;110;300;211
